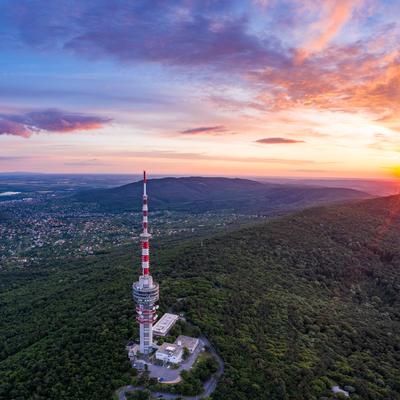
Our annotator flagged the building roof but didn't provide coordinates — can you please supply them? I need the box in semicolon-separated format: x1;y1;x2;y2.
332;386;349;397
175;335;199;351
153;313;179;336
156;342;183;357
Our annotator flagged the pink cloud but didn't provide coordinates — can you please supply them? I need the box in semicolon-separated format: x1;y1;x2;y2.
0;109;111;138
0;120;32;138
296;0;363;62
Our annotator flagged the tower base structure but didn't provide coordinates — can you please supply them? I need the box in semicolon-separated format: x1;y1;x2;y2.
133;275;159;354
132;171;159;356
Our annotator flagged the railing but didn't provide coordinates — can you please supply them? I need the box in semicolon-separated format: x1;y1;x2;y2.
136;316;158;324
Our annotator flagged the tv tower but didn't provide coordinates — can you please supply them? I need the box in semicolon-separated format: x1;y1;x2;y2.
132;171;159;354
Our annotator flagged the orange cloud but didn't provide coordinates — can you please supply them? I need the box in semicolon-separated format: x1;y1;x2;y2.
296;0;363;62
252;37;400;127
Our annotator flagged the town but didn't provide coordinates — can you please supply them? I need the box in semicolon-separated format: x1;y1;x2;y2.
0;190;260;268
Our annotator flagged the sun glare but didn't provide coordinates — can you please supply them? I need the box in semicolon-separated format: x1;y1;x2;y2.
391;165;400;179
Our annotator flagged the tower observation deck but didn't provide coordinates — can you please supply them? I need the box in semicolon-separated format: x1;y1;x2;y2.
132;171;159;354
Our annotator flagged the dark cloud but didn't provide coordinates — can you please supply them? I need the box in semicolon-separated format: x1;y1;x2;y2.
0;109;111;138
0;1;290;72
180;125;228;135
256;137;305;144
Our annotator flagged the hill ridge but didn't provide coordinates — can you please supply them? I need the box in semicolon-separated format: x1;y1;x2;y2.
73;176;370;213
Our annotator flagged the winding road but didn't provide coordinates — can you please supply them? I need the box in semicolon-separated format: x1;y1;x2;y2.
117;336;224;400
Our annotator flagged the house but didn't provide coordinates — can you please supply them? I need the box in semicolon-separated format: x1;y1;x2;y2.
175;335;199;354
332;386;349;397
155;342;183;363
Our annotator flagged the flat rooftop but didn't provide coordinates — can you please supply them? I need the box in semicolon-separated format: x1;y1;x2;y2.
175;335;199;353
156;342;182;357
153;313;179;336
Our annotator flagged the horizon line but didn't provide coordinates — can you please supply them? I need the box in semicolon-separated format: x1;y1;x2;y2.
0;171;397;182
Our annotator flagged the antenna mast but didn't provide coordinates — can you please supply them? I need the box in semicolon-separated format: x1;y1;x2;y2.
132;171;159;354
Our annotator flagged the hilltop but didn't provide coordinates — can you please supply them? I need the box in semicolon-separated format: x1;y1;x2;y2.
1;194;399;399
73;176;370;213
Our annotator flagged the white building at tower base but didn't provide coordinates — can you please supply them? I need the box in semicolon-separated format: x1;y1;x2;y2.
153;313;179;337
155;335;200;364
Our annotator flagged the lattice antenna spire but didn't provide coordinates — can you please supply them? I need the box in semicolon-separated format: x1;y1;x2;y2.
141;170;150;275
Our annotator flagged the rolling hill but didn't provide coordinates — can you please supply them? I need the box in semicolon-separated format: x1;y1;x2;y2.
73;176;370;213
172;194;400;399
1;194;399;399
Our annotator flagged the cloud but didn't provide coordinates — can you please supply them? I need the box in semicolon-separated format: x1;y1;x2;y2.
0;1;289;72
112;149;315;165
207;95;266;112
0;120;31;138
0;109;111;138
180;125;229;135
0;156;25;161
64;158;107;166
292;169;332;173
368;133;400;151
66;15;288;71
376;113;400;132
1;0;397;135
250;32;400;121
296;0;363;62
256;137;305;144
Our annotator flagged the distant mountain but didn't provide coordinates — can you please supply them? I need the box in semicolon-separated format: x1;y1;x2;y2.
73;176;371;213
257;177;399;197
0;173;140;192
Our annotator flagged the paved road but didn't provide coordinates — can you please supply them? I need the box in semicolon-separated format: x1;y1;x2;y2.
117;385;205;400
117;336;224;400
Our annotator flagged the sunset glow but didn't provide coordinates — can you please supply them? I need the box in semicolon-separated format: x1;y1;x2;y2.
0;0;399;178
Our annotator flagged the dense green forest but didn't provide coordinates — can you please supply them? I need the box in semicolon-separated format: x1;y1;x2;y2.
1;195;400;399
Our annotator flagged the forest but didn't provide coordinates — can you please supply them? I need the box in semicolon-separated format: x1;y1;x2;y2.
1;194;400;399
73;176;369;213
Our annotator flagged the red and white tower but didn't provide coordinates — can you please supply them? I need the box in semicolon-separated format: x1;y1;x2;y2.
132;171;159;354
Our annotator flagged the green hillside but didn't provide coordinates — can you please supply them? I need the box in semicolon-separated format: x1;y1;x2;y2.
171;195;400;399
1;195;400;399
73;176;370;213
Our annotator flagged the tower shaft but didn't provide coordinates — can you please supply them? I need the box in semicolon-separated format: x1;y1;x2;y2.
132;171;159;355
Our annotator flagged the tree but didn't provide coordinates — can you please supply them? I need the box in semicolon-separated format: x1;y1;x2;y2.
183;347;190;360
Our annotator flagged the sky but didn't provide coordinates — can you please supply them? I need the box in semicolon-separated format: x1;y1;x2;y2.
0;0;399;178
